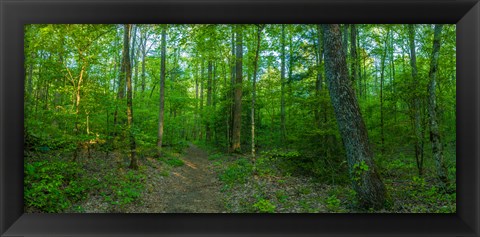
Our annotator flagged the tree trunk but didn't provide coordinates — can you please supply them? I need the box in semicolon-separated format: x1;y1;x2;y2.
252;25;264;158
362;37;368;99
408;25;424;176
157;25;167;157
141;27;147;93
350;25;358;88
323;24;386;209
343;24;349;64
122;24;137;169
113;26;126;138
213;62;218;143
206;60;213;142
231;24;243;153
357;26;363;98
280;25;286;143
389;31;396;122
229;26;236;149
130;25;138;96
27;52;35;96
195;65;199;140
428;24;448;187
314;25;324;128
379;27;390;156
200;61;204;140
72;64;86;162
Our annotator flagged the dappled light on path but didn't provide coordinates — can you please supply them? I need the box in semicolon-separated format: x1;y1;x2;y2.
125;143;225;213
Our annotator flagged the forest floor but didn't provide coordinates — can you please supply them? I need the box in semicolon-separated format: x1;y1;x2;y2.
125;144;225;213
25;141;456;214
73;144;225;213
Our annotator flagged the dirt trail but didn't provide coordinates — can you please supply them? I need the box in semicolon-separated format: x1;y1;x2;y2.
128;144;225;213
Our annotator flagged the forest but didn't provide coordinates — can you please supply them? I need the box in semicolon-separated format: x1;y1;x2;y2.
24;24;456;213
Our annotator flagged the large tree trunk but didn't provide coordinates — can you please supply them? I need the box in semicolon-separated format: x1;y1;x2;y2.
342;24;349;63
157;25;167;156
231;24;243;153
123;24;137;169
323;24;386;209
428;24;448;187
408;25;424;176
350;25;358;89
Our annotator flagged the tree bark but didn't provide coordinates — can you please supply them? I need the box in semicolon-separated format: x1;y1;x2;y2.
323;24;386;209
122;24;137;169
141;26;147;93
390;31;397;122
206;60;213;142
428;24;448;187
229;26;236;149
343;24;349;64
408;25;424;176
157;25;167;157
200;61;204;140
113;26;126;138
350;25;358;88
231;24;243;153
194;65;199;140
252;25;264;158
280;25;286;143
130;25;138;96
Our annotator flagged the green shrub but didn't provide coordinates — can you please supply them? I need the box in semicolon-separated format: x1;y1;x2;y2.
253;199;276;213
352;161;369;183
24;160;89;212
219;158;253;186
254;157;274;177
99;170;146;207
165;157;184;167
325;195;341;212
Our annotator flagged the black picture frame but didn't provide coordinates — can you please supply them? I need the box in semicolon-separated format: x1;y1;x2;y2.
1;0;479;236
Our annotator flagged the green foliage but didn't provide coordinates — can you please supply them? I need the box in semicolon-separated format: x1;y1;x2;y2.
258;149;301;175
219;158;253;188
352;160;369;182
412;176;426;188
24;24;457;213
164;157;185;167
99;169;146;207
253;198;276;213
325;195;341;212
157;149;185;167
24;160;89;212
